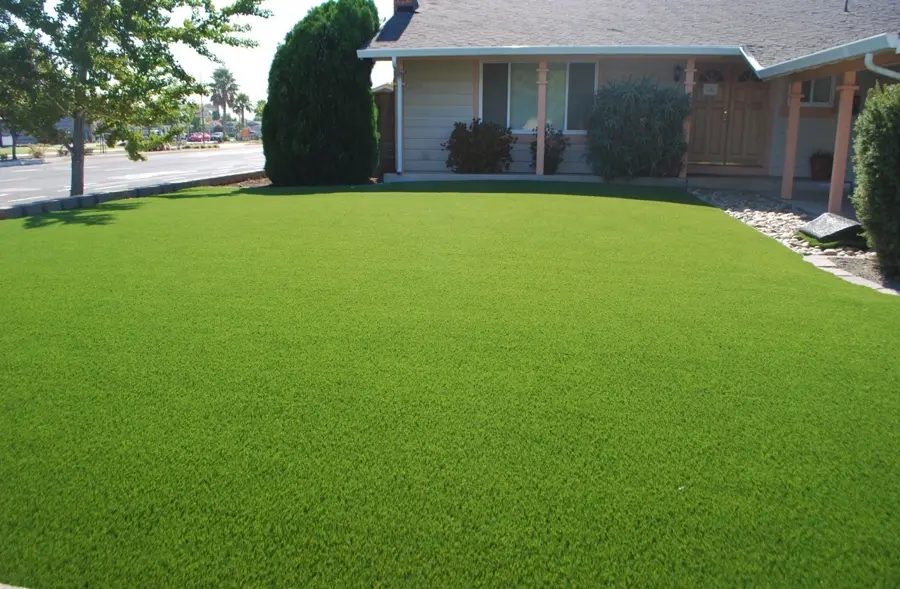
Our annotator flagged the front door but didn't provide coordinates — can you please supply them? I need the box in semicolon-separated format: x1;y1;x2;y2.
690;68;729;164
690;66;768;166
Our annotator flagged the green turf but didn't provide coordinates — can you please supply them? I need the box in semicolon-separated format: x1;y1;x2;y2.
1;182;899;587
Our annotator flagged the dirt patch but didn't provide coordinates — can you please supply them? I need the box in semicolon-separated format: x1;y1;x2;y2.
225;176;271;189
833;256;900;289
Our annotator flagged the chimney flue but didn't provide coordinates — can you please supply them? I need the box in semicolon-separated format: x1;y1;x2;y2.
395;0;418;13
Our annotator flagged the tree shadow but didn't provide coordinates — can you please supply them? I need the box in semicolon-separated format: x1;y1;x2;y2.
23;202;144;230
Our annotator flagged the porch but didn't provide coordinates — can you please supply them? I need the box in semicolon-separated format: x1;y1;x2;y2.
386;51;900;216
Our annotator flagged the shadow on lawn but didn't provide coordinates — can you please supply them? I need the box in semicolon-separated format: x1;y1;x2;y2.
23;202;143;230
163;180;712;208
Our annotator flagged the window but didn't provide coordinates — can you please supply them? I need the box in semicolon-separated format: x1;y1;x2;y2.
800;77;834;106
480;62;597;133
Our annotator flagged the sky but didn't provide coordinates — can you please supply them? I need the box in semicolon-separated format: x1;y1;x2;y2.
170;0;396;104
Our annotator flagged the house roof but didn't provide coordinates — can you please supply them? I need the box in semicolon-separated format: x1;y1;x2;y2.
361;0;900;76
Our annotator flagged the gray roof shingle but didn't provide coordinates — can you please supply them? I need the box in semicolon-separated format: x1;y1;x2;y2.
365;0;900;68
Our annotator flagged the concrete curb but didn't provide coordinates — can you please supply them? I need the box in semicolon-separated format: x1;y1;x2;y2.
0;171;265;221
803;255;899;296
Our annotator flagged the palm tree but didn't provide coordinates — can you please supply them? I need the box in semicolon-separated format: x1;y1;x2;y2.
209;67;238;119
253;99;266;121
233;93;251;130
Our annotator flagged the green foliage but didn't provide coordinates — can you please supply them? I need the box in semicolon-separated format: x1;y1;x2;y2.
442;119;517;173
529;124;570;175
233;92;252;128
0;153;8;161
28;144;45;159
263;0;379;186
586;77;692;180
851;83;900;279
254;99;267;120
0;0;269;195
210;68;239;118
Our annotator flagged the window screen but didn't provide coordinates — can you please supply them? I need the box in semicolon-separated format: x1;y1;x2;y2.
482;63;509;126
801;77;833;105
546;63;567;129
510;62;539;131
566;63;596;131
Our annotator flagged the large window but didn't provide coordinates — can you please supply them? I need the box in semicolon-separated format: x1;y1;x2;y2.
480;62;597;133
800;77;834;107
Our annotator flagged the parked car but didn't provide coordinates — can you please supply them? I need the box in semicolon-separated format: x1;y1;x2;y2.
211;132;224;143
187;132;211;143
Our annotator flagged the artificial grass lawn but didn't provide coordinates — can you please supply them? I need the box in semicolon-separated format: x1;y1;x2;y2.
1;182;899;587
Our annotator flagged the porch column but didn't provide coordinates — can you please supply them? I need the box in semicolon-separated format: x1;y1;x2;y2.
780;81;803;200
395;58;405;174
828;71;858;214
681;58;697;178
536;60;548;176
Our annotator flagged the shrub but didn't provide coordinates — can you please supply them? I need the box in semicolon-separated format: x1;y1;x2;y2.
852;83;900;279
57;146;69;156
0;154;8;161
442;119;517;173
530;124;570;175
263;0;379;186
585;76;691;180
84;147;94;155
29;144;45;159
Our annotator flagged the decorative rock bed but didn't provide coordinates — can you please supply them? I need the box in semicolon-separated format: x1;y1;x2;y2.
690;189;873;259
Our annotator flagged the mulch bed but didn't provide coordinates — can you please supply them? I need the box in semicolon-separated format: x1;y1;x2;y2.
833;256;900;289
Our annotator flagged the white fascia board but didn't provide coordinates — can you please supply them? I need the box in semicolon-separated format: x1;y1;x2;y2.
754;33;900;79
357;45;743;59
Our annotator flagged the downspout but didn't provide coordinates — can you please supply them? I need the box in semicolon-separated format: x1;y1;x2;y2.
392;56;404;174
864;53;900;80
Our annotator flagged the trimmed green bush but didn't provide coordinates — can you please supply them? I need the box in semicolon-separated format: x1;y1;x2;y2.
586;77;691;180
851;83;900;279
263;0;379;186
530;124;570;175
442;119;517;173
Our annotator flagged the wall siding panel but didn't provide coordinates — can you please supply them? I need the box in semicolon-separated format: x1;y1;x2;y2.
403;60;475;173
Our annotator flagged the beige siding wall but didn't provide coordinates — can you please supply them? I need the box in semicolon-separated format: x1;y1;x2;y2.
402;60;474;173
767;77;844;178
603;58;684;89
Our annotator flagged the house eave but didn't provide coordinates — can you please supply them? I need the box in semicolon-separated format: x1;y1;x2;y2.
359;33;900;78
357;45;744;60
754;33;900;78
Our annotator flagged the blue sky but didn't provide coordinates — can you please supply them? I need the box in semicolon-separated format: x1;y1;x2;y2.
172;0;395;103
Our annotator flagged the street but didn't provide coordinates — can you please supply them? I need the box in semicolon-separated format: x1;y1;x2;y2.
0;143;264;206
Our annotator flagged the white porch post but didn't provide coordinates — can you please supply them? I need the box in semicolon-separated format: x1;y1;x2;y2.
681;58;697;178
393;57;404;174
536;60;548;175
781;81;803;200
828;71;858;214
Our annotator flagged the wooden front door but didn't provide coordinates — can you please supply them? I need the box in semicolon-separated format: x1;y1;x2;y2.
690;66;769;166
725;69;768;165
690;68;729;164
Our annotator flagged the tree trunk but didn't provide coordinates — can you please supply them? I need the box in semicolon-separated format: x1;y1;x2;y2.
70;112;86;196
11;128;17;161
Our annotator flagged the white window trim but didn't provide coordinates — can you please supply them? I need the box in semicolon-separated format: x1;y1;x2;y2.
478;60;599;135
799;76;835;108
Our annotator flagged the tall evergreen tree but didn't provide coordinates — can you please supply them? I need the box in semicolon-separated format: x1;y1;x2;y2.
263;0;379;186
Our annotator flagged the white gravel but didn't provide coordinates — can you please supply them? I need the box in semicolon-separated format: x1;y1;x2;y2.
690;188;873;259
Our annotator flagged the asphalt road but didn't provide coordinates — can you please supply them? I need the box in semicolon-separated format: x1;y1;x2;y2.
0;143;264;206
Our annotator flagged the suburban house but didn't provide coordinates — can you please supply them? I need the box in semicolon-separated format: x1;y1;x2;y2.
359;0;900;213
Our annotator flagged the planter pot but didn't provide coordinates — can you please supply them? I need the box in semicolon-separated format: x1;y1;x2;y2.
810;154;833;181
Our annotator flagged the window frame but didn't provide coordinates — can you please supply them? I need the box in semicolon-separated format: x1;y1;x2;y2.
797;76;835;108
478;60;600;135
